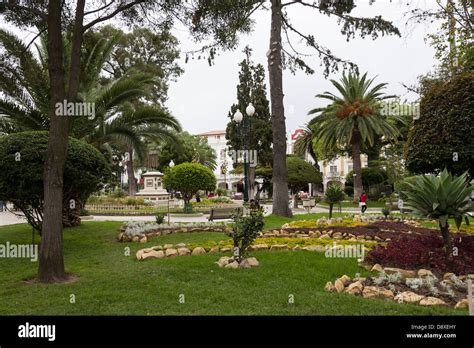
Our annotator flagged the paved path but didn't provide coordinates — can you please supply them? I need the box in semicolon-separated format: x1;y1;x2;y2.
0;203;397;227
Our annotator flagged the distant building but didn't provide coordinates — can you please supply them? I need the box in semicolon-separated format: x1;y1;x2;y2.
198;130;244;193
287;129;368;192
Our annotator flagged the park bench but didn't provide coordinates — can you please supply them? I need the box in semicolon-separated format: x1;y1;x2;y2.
208;207;242;221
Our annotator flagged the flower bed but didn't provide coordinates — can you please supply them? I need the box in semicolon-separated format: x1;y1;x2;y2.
325;267;473;309
366;233;474;275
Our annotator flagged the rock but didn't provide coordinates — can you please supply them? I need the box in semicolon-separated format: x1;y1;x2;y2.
454;299;469;309
136;250;145;260
394;291;425;304
175;243;186;248
246;257;259;267
362;286;394;300
132;236;140;242
374;236;383;242
163;244;174;249
239;259;252;268
251;244;269;251
334;279;345;293
332;232;342;239
192;247;206;255
209;246;220;253
216;256;232;267
292;245;302;251
142;250;164;260
152;245;163;251
418;269;437;279
347;238;358;242
324;281;336;292
302;245;325;252
345;281;364;295
313;231;322;237
296;234;308;238
443;272;455;281
165;248;178;257
177;248;191;256
319;234;331;240
419;297;447;306
225;261;239;269
220;247;231;253
384;267;416;279
270;244;288;251
338;275;352;286
371;264;384;273
117;232;125;241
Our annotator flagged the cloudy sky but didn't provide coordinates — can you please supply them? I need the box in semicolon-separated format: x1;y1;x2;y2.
2;1;440;136
167;0;440;135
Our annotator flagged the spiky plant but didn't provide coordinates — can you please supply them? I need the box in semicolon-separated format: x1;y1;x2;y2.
403;169;472;258
324;184;345;219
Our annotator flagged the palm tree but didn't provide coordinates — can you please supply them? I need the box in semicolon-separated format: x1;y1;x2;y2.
324;184;345;219
308;72;403;199
403;169;472;260
0;29;181;196
293;124;319;170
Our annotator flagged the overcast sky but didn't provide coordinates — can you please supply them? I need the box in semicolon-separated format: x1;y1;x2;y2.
167;0;440;135
2;1;441;135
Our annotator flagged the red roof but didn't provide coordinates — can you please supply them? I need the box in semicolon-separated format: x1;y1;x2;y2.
198;130;226;136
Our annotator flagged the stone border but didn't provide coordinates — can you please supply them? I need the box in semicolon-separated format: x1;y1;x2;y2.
118;226;230;243
324;265;474;309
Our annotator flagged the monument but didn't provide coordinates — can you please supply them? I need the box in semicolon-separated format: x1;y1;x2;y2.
135;171;169;203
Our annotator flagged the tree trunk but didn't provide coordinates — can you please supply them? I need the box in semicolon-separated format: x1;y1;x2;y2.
126;148;137;196
292;192;298;209
268;0;291;217
351;130;363;202
440;222;453;261
39;0;86;283
329;203;334;219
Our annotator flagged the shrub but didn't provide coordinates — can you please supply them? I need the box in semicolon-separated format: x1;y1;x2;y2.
229;207;265;261
365;233;474;275
344;185;354;197
0;131;111;233
163;162;216;205
381;207;390;218
155;213;166;224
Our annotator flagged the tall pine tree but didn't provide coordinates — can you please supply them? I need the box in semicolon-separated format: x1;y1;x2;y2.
226;47;272;200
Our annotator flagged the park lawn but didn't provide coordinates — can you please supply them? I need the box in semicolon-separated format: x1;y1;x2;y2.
264;212;347;230
0;221;467;316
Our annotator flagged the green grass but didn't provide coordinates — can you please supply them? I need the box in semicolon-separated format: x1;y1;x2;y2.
264;213;348;230
0;221;466;315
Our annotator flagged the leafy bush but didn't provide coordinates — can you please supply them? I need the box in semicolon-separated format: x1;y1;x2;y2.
229;207;265;261
381;207;390;218
155;213;166;224
344;185;354;197
163;162;216;205
0;131;111;233
365;233;474;275
345;167;387;188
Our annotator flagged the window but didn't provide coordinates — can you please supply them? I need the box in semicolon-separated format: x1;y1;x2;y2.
330;165;338;175
348;165;353;173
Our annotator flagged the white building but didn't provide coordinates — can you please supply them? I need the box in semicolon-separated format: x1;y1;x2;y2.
287;129;368;192
198;130;245;192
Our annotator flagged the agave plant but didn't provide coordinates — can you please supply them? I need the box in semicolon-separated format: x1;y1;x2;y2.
403;169;473;258
324;184;346;219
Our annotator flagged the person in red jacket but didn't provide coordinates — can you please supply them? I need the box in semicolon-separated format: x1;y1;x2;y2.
359;192;368;214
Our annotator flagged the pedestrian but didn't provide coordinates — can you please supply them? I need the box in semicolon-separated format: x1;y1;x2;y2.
0;200;4;212
359;192;368;214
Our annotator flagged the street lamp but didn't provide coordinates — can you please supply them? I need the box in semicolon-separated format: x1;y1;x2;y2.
234;103;254;203
167;160;175;225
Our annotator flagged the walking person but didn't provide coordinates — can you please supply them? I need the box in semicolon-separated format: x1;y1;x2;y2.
0;200;5;212
359;192;368;214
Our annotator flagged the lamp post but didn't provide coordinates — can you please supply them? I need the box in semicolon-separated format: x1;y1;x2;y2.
234;103;255;203
167;160;175;225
